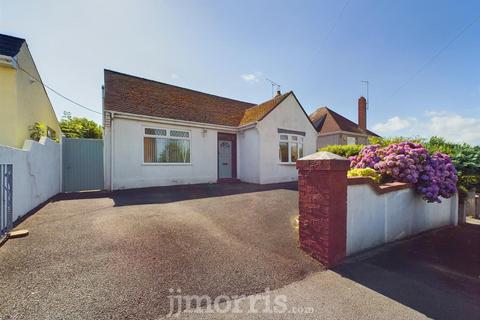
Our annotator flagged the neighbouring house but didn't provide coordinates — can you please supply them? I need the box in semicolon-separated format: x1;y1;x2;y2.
0;33;60;148
310;97;379;148
102;70;317;190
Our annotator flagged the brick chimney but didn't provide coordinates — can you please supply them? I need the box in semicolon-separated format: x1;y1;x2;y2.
358;96;367;130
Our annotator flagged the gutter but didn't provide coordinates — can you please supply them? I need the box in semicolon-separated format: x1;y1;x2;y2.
317;130;370;138
106;110;258;132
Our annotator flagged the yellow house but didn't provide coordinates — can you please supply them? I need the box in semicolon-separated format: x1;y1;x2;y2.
0;34;60;148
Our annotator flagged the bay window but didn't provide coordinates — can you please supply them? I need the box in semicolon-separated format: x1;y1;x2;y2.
143;127;191;164
279;133;304;163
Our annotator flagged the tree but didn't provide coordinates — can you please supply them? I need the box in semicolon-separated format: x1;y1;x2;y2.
60;112;102;139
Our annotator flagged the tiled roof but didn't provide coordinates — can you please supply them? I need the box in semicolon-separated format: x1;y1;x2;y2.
239;92;291;126
104;70;293;127
0;34;25;57
309;107;379;136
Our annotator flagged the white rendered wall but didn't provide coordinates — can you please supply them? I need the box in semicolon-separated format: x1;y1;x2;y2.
110;118;220;190
238;127;260;183
0;137;61;222
256;94;318;184
346;184;458;255
317;134;341;149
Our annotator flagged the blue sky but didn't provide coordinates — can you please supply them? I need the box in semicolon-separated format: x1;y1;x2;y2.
1;0;479;144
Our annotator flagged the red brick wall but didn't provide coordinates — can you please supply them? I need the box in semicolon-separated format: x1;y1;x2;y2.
358;96;367;130
297;157;350;268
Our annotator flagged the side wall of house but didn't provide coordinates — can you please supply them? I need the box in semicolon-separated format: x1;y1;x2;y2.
257;94;317;184
237;127;260;183
317;133;369;149
0;63;18;147
0;138;61;222
109;117;219;190
14;44;61;148
317;134;341;149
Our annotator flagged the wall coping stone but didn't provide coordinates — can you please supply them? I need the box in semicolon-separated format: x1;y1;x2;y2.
299;151;347;161
347;177;412;194
297;152;350;171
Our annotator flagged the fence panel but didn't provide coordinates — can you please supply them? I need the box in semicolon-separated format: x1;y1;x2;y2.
62;138;104;192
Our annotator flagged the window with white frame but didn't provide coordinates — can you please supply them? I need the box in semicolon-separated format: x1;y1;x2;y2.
143;127;191;163
279;133;304;163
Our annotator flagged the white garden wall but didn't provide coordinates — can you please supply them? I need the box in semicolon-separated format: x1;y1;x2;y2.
346;183;458;255
0;137;61;222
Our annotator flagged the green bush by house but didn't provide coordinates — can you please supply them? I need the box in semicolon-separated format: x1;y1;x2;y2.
60;111;102;139
319;144;364;158
347;168;381;183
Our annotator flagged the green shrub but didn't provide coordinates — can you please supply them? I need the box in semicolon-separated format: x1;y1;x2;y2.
457;175;480;194
60;111;102;139
369;136;424;147
319;144;364;158
29;122;47;141
347;168;381;183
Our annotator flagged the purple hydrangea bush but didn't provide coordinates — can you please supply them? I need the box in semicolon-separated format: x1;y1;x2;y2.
349;142;458;203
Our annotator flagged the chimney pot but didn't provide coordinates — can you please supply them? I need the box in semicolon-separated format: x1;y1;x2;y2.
276;89;281;96
358;96;367;130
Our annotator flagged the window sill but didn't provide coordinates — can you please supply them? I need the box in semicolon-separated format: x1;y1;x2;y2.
278;162;297;166
142;163;192;166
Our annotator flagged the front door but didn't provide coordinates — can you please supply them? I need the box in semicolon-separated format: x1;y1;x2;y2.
217;133;237;181
218;140;232;179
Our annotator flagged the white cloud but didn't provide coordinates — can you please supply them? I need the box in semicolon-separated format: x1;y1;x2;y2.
171;73;179;79
372;112;480;145
241;72;262;83
426;113;480;145
373;116;416;133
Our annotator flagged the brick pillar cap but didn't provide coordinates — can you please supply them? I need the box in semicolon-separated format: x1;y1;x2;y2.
297;151;350;170
299;151;347;161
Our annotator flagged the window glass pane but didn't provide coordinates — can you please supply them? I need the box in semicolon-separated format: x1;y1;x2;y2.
299;143;304;158
166;139;190;162
346;136;356;145
156;138;169;162
144;137;157;162
279;142;289;162
144;137;190;163
170;130;189;138
279;134;288;141
290;142;298;162
291;136;298;141
145;128;167;136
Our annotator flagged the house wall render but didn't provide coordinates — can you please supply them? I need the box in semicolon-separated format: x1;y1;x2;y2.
0;43;60;148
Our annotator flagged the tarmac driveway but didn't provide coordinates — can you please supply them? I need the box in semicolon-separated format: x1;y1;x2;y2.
0;183;322;319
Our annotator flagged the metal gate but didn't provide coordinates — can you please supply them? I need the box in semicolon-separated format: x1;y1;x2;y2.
62;138;104;192
0;164;13;237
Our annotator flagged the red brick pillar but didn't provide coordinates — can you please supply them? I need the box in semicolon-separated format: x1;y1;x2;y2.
296;152;350;268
